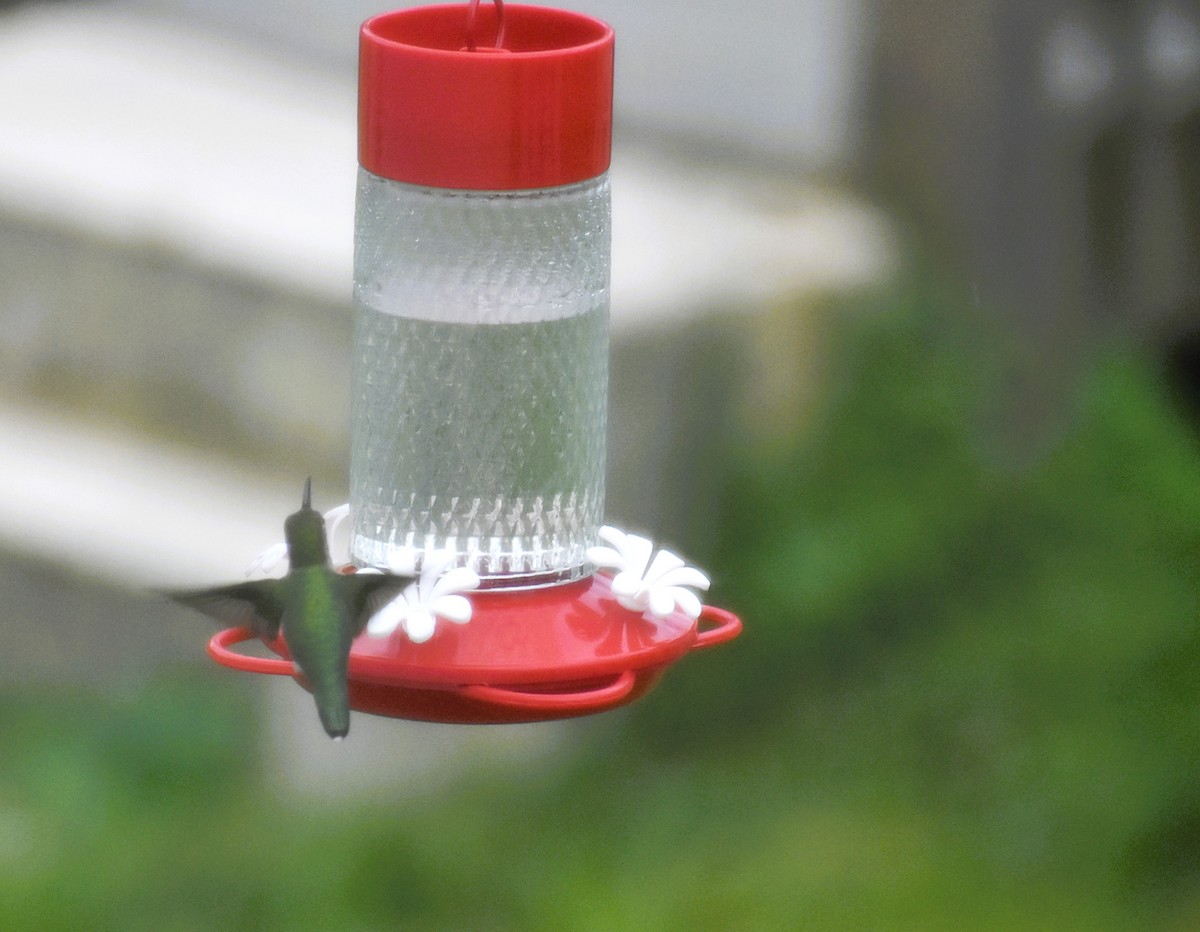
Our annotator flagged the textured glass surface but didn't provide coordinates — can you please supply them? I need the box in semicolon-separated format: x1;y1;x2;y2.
350;171;610;583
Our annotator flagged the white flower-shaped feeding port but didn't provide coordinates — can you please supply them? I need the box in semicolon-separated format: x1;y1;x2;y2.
366;550;481;644
587;525;710;620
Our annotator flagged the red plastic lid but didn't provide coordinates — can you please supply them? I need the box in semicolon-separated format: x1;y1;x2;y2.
359;4;614;190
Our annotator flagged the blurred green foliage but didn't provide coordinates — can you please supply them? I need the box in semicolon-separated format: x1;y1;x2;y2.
3;280;1200;929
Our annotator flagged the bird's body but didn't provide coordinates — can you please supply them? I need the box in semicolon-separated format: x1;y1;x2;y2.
166;479;411;738
282;563;357;738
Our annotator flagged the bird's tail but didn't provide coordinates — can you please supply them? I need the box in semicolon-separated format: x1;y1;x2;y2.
312;682;351;740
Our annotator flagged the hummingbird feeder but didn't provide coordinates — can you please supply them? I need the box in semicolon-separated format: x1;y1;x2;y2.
207;0;742;724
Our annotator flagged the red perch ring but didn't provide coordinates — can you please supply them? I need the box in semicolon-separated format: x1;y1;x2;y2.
207;573;741;724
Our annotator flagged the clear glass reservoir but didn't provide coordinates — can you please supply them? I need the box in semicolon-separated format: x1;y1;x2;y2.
349;169;611;585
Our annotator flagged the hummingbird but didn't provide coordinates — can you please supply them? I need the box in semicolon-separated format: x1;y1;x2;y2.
166;478;412;739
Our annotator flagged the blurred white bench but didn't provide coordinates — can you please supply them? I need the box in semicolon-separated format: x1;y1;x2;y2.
0;3;892;585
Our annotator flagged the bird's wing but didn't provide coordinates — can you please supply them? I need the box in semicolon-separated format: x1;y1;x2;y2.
163;580;286;641
335;572;414;636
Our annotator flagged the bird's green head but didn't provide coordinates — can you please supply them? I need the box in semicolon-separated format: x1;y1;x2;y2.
284;477;329;568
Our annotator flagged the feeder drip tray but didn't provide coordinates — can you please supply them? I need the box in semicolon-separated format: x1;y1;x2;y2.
208;573;741;724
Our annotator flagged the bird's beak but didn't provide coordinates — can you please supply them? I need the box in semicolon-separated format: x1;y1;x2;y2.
303;476;312;510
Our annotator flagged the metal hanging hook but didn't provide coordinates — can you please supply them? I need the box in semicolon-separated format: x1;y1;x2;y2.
465;0;506;52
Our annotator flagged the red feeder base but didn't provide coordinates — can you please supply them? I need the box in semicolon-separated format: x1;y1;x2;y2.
206;572;741;724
